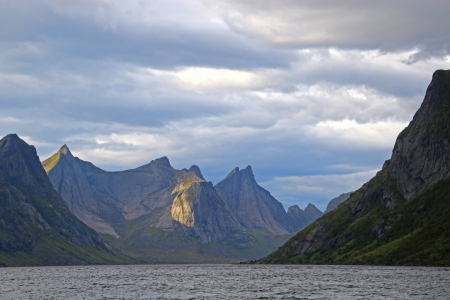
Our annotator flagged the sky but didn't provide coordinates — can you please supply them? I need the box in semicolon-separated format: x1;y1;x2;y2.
1;0;450;211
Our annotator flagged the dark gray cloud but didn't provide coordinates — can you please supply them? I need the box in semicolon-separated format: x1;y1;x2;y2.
0;0;294;70
213;0;450;61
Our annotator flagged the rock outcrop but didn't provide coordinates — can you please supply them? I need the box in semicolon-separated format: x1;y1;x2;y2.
0;134;129;266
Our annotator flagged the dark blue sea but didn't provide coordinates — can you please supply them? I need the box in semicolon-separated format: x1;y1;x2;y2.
1;264;449;299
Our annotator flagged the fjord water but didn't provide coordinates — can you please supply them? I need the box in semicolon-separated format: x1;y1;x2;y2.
1;265;449;299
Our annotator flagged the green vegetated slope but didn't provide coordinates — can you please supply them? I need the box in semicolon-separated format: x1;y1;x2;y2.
99;210;294;264
255;69;450;266
257;164;450;266
0;134;134;267
0;233;132;267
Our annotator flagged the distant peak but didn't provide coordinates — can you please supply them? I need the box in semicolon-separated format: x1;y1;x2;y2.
1;134;23;145
154;156;172;168
241;165;256;181
5;133;20;140
305;203;322;213
287;205;302;214
58;144;72;156
244;165;253;173
189;165;205;180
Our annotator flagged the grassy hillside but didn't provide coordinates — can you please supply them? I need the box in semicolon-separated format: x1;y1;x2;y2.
99;212;294;264
0;233;134;267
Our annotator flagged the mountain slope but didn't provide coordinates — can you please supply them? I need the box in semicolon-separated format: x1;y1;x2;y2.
0;134;131;266
255;69;450;266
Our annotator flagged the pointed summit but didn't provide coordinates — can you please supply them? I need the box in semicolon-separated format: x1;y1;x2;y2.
154;156;172;168
188;165;205;180
242;165;254;176
287;205;302;214
42;144;74;174
4;133;20;141
215;165;294;235
59;144;72;156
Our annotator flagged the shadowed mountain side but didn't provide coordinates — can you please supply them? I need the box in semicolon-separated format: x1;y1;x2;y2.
0;134;131;266
215;166;294;234
389;70;450;200
253;69;450;266
286;204;323;231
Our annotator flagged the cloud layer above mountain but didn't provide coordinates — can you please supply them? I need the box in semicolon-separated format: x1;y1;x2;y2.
1;0;450;210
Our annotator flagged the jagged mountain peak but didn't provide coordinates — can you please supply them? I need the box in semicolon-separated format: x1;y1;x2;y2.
223;167;240;180
153;156;172;168
3;133;20;141
220;165;256;184
188;165;205;180
243;165;253;172
305;203;318;211
58;144;72;156
287;205;302;214
0;134;47;186
42;144;74;174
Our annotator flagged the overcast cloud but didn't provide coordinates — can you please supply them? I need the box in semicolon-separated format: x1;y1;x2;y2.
1;0;450;211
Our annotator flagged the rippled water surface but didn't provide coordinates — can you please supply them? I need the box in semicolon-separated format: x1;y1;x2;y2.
0;264;449;299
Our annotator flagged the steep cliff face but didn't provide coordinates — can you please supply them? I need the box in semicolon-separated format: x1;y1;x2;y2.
215;166;294;234
389;70;450;200
324;192;352;214
255;69;450;266
0;134;129;266
171;181;242;243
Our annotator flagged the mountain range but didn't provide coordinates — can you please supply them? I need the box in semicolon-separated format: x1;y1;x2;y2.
41;146;323;263
255;69;450;266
